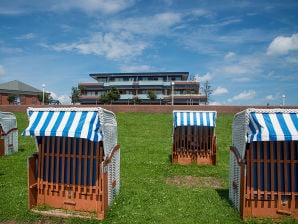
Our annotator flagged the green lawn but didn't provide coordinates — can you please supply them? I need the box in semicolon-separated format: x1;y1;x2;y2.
0;112;296;223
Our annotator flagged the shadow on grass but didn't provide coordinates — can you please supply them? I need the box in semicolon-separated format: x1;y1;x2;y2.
216;188;234;207
168;154;172;163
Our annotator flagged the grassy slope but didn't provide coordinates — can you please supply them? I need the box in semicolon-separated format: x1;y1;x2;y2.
0;112;296;223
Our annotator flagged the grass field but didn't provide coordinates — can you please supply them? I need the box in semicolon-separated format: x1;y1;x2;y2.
0;112;296;223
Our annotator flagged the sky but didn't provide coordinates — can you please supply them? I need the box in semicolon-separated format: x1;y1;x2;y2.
0;0;298;105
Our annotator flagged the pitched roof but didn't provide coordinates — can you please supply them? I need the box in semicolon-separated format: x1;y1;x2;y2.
0;80;41;94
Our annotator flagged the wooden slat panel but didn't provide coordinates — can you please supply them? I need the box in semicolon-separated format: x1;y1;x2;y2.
56;137;61;190
256;142;261;200
51;137;56;190
72;138;77;194
249;143;254;200
39;137;45;190
263;141;268;199
270;141;275;200
290;141;296;208
61;137;66;191
90;141;94;189
277;141;281;202
245;144;251;199
45;137;50;186
67;137;71;185
283;141;288;196
77;138;82;193
84;139;88;193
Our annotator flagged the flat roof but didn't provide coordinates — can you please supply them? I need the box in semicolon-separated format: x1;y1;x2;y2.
90;72;189;79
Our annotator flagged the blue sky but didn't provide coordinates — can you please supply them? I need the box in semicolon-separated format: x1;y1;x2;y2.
0;0;298;105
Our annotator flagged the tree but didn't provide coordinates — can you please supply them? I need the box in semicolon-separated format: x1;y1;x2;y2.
147;90;157;104
70;86;82;104
7;94;16;104
100;92;111;104
37;93;52;104
100;86;120;104
200;81;213;105
132;96;142;105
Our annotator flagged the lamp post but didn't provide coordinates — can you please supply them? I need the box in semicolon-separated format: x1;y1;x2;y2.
42;84;46;105
171;81;175;105
282;94;286;106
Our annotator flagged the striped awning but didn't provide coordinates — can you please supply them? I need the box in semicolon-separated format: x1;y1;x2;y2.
173;111;217;127
22;108;103;142
247;110;298;142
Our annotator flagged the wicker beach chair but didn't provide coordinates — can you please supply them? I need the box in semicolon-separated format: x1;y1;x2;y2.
172;110;217;165
23;107;120;220
229;108;298;219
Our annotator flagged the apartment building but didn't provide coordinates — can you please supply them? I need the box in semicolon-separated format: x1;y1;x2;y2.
78;72;207;105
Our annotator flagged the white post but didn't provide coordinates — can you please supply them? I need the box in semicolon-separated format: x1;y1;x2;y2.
171;81;175;105
42;84;46;105
282;94;286;106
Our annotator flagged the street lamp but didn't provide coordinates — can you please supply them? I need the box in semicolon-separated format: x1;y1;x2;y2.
42;84;46;105
282;94;286;106
171;81;175;105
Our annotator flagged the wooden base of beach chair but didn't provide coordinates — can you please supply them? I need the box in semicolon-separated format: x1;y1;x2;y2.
27;136;119;220
172;150;216;165
196;154;216;165
230;141;298;220
242;198;298;219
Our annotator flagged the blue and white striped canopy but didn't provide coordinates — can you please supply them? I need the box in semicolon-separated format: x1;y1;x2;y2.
247;110;298;142
173;111;217;127
22;108;103;142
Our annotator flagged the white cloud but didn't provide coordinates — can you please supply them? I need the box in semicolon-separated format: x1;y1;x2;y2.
227;90;256;103
0;46;23;54
267;33;298;55
213;86;228;95
107;12;182;35
209;101;221;105
0;0;135;15
266;95;274;100
232;77;250;82
49;91;71;104
285;56;298;64
222;64;249;75
41;32;148;60
198;72;212;82
58;94;72;105
15;32;36;40
120;64;151;72
51;0;135;14
0;65;5;76
60;24;73;32
265;92;283;102
224;51;235;59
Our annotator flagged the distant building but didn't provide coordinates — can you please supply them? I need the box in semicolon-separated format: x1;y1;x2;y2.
0;80;42;105
78;72;207;105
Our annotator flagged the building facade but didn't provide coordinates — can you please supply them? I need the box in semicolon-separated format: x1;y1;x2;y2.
79;72;207;105
0;80;42;105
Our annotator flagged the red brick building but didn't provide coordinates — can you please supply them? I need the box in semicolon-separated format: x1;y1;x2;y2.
0;80;42;105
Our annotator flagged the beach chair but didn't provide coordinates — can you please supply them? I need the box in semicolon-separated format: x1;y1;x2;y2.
0;112;18;157
22;107;120;220
229;108;298;219
172;110;217;165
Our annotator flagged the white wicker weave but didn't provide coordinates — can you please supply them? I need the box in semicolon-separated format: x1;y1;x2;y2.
0;112;18;155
